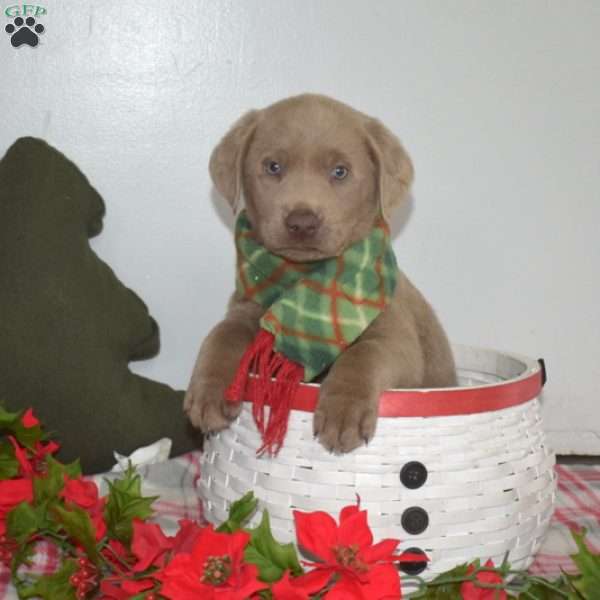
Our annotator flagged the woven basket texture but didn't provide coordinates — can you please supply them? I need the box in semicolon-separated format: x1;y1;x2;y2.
200;346;556;582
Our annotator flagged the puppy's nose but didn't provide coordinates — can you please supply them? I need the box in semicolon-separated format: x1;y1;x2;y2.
285;209;321;239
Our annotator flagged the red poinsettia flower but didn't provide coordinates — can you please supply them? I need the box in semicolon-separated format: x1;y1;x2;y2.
21;408;40;428
293;504;417;599
8;435;60;477
156;525;266;599
460;559;507;600
0;478;34;537
59;475;107;540
131;519;173;571
271;569;331;599
60;476;99;508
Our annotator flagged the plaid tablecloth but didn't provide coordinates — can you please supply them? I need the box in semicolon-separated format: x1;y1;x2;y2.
1;457;598;599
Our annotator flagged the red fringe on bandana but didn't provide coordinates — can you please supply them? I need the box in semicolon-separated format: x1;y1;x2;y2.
225;330;304;456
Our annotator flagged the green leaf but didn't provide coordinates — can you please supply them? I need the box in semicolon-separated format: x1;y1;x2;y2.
518;577;574;599
6;502;44;545
62;458;82;479
51;504;99;562
569;529;600;598
104;465;157;545
17;558;78;600
217;491;258;533
33;456;71;505
0;404;47;448
0;441;19;479
411;563;469;599
244;511;303;583
0;404;21;428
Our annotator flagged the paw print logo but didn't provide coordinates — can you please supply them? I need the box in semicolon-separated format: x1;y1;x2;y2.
5;16;45;48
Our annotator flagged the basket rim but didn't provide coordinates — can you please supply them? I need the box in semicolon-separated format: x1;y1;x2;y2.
243;344;544;417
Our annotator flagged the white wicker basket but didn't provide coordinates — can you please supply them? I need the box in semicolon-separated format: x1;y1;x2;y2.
200;345;556;585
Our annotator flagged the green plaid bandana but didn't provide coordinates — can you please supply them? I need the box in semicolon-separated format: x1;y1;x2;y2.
234;210;398;381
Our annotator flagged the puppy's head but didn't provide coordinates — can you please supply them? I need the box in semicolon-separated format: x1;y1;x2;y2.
210;94;413;262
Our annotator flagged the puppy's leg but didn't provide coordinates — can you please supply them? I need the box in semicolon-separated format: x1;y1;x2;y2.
314;317;424;453
184;297;262;433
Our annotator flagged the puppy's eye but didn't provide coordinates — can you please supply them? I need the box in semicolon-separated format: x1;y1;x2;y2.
265;160;282;176
331;165;349;180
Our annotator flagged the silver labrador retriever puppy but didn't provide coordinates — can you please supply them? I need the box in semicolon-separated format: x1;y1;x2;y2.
185;94;456;453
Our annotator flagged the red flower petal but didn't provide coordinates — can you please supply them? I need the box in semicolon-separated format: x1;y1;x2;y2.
337;509;373;551
90;506;107;541
272;569;331;599
354;563;402;599
99;580;131;600
34;439;60;458
157;547;265;600
101;539;131;570
227;563;267;600
293;510;339;562
0;478;33;514
361;538;400;563
271;572;311;600
121;578;155;593
156;553;208;599
325;576;365;599
339;504;360;523
170;519;205;555
7;436;33;476
21;408;39;428
131;519;173;572
191;525;250;572
60;476;99;508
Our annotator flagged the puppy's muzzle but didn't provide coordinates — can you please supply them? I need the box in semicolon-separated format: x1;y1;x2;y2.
285;209;321;240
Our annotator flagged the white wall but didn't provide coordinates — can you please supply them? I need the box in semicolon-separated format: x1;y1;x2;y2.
1;1;599;453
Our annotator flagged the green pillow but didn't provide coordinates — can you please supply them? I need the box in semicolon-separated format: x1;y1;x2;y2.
0;137;201;473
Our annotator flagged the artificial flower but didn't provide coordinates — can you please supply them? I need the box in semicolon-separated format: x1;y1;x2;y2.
60;475;107;540
460;559;507;600
21;408;39;428
7;435;60;476
7;436;33;476
131;519;173;571
293;504;413;599
60;476;99;508
156;525;266;599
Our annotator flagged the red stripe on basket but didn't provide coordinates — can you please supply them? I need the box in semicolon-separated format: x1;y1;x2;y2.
245;369;543;417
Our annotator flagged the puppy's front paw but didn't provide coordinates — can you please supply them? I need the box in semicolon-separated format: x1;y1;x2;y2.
183;377;241;434
313;389;378;453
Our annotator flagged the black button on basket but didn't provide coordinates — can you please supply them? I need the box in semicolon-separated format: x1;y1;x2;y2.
401;506;429;535
397;547;428;575
400;461;428;489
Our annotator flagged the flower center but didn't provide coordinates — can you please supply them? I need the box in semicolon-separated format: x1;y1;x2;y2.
201;555;232;586
332;544;368;572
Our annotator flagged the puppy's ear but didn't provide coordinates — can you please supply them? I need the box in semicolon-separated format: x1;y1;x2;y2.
364;118;414;221
209;110;259;212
